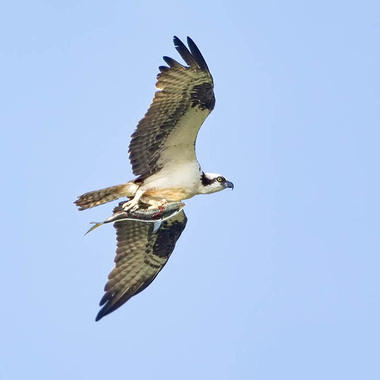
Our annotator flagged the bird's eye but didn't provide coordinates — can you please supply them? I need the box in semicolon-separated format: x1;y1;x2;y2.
217;176;224;182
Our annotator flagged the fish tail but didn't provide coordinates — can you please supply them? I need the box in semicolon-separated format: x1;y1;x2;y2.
85;222;103;235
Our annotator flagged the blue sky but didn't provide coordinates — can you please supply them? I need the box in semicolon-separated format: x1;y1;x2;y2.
1;1;379;379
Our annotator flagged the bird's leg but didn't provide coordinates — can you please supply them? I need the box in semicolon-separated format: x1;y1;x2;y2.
122;188;145;211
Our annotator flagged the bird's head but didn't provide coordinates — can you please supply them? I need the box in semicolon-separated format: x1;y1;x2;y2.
200;172;234;194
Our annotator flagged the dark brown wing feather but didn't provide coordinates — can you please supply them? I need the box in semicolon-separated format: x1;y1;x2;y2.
128;36;215;179
95;205;187;321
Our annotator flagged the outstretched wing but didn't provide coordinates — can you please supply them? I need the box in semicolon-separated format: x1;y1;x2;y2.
129;36;215;179
95;206;187;321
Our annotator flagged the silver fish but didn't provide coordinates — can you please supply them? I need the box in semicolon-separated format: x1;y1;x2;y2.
86;201;185;234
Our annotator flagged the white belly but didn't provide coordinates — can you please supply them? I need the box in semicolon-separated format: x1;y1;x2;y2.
140;162;202;201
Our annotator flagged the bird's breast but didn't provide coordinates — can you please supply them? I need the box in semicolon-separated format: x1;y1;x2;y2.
140;163;202;201
143;187;195;201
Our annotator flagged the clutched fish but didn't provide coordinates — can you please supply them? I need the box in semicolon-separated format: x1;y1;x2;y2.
86;201;185;234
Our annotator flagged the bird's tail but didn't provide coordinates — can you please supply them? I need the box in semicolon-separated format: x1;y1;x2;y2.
75;182;138;211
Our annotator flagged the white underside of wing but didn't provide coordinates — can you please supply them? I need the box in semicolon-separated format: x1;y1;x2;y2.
142;160;201;194
157;105;208;168
137;105;209;199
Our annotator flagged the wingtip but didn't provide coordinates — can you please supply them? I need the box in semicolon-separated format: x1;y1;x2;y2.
95;301;118;322
173;35;195;48
173;35;180;46
173;35;194;43
186;36;194;45
95;302;109;321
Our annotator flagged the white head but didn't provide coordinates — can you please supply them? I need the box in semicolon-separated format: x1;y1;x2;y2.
199;172;234;194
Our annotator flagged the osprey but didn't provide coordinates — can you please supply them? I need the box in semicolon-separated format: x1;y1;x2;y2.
75;36;233;321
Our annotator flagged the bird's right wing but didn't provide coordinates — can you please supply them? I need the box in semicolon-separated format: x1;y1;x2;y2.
96;205;187;321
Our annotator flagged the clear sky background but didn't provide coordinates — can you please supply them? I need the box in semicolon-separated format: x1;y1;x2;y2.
1;1;379;379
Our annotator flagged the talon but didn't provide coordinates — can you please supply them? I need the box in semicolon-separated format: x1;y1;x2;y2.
122;199;138;211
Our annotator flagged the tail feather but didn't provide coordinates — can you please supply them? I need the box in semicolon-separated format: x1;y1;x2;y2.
75;182;137;211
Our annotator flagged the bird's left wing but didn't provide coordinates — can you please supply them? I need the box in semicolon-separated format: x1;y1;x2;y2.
129;36;215;180
95;205;187;321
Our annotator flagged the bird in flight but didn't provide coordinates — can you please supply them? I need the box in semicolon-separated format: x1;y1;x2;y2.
75;36;234;321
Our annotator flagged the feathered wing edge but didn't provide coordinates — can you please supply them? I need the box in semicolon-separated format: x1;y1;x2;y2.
173;36;210;72
95;209;187;321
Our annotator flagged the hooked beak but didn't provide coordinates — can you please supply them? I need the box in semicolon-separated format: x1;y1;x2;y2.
224;180;234;190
